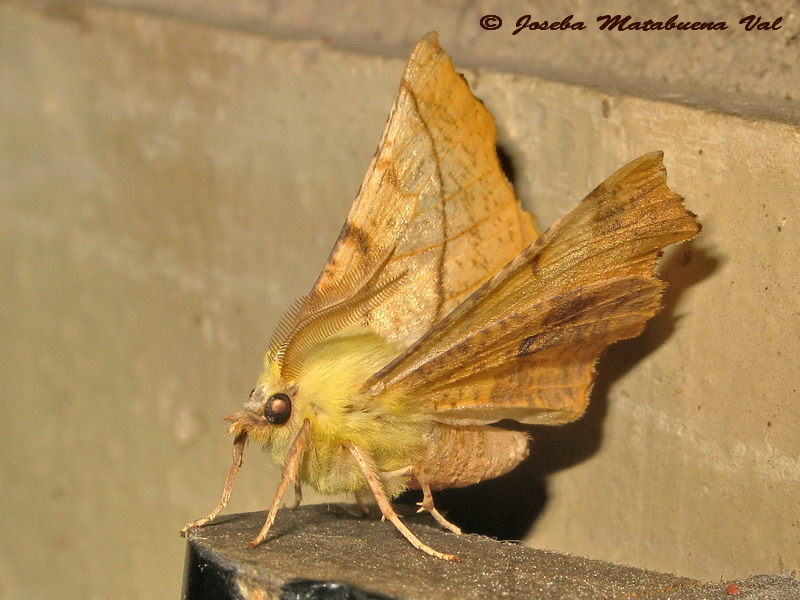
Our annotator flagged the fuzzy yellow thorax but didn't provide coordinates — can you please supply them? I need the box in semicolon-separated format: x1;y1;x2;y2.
245;326;430;496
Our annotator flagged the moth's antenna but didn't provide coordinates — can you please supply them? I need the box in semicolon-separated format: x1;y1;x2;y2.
278;268;407;380
265;295;308;364
265;243;401;367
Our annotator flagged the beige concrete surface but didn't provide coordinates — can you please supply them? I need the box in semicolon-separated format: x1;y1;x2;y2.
53;0;800;121
1;2;798;599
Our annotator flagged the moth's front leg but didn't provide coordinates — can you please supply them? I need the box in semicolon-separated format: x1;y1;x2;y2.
180;431;247;536
248;419;311;548
347;443;459;561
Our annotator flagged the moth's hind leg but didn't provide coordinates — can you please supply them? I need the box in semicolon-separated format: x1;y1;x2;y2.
413;471;462;535
353;490;371;516
378;466;461;534
347;443;459;561
291;481;303;509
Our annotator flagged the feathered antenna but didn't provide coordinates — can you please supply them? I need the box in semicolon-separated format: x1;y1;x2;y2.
264;245;404;379
298;262;380;320
265;246;406;379
278;268;407;380
265;262;384;365
266;244;398;363
265;295;308;364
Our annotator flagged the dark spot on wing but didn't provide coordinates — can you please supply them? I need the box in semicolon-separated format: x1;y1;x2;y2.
341;222;372;257
529;252;541;275
540;289;597;329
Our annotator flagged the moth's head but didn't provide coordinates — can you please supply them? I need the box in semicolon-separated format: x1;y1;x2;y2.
225;362;304;451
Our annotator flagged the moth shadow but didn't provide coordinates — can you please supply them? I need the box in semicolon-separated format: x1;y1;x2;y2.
402;240;719;541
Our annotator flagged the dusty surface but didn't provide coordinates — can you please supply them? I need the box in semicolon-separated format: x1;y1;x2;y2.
185;506;800;599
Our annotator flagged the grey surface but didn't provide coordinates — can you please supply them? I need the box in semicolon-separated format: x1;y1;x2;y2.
186;505;800;599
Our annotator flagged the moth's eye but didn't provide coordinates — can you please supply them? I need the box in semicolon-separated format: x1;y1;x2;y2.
264;393;292;425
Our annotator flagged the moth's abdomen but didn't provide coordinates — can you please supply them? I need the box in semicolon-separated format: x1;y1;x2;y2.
411;423;529;490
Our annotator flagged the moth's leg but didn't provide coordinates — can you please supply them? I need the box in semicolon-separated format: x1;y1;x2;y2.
380;466;414;480
291;482;303;509
377;465;413;518
346;443;458;561
413;470;462;535
180;431;247;536
380;465;462;534
353;490;370;516
248;419;311;548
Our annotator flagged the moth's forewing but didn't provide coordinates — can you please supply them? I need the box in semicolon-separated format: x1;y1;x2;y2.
289;33;536;349
368;153;700;425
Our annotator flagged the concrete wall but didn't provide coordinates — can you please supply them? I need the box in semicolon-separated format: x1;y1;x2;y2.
1;2;798;598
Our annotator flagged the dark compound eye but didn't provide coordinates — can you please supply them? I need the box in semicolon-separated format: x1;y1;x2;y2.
264;393;292;425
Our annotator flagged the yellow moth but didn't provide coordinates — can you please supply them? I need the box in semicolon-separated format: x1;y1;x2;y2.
181;33;700;561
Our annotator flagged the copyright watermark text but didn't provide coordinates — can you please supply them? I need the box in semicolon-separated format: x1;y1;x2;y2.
478;14;783;34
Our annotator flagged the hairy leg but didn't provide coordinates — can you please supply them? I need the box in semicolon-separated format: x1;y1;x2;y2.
414;471;462;534
354;490;371;516
380;466;462;534
292;481;303;509
248;420;311;548
180;431;247;536
347;443;458;561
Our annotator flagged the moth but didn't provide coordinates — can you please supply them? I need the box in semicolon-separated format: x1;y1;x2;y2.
181;33;700;561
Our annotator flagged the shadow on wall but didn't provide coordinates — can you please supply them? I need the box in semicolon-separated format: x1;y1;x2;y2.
401;239;720;541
